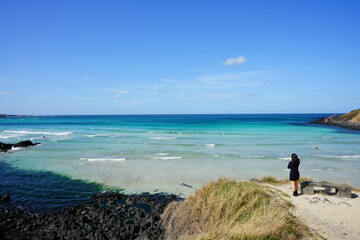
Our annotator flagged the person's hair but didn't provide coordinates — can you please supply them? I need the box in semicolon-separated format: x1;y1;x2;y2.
291;153;300;165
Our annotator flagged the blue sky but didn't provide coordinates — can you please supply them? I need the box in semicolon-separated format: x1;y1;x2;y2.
0;0;359;115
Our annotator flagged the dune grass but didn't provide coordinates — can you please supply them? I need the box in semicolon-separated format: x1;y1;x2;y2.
161;178;311;240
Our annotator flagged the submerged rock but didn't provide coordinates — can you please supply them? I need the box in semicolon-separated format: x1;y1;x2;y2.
0;140;40;153
0;194;10;202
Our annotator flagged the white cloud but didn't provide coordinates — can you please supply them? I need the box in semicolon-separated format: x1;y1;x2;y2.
152;86;158;91
36;96;45;100
113;90;128;99
0;91;11;95
223;56;247;66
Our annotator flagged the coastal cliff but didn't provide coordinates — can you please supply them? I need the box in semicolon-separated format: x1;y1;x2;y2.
311;109;360;130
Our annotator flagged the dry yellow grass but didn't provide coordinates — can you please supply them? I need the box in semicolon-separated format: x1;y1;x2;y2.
162;178;311;240
339;109;360;122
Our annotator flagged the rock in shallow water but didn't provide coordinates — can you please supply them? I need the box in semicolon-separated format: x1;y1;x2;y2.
0;140;40;152
0;194;10;202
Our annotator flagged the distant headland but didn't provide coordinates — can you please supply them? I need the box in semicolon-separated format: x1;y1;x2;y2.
311;109;360;130
0;114;31;118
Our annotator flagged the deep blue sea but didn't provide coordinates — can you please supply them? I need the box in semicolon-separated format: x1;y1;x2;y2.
1;114;359;212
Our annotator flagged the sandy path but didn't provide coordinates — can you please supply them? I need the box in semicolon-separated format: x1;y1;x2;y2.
273;184;360;240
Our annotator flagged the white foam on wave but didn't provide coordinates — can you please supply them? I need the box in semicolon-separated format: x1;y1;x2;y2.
4;130;72;136
0;135;12;139
83;134;118;138
80;158;126;162
320;155;360;159
156;153;170;156
240;155;265;158
303;168;360;172
152;156;183;160
204;144;216;147
278;157;291;160
11;147;21;151
322;136;333;139
149;137;177;140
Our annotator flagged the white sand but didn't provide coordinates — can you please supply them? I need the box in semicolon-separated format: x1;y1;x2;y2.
273;184;360;240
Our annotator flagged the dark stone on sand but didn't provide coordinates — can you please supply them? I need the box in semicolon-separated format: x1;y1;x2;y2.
0;140;40;153
0;192;182;240
180;183;193;188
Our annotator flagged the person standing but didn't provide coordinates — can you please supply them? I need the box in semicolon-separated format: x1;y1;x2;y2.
288;153;300;196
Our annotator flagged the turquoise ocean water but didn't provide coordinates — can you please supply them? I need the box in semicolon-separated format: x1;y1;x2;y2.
1;114;360;211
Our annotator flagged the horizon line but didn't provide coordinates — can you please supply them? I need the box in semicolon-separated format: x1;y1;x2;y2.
1;112;343;117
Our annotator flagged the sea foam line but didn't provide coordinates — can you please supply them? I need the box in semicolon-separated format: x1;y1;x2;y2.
149;137;177;140
320;155;360;159
152;156;183;160
239;155;265;158
204;144;216;147
83;134;118;138
80;158;126;162
156;153;170;156
4;130;72;136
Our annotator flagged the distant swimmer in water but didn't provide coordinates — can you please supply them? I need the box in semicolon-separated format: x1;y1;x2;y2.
43;136;46;139
315;145;318;150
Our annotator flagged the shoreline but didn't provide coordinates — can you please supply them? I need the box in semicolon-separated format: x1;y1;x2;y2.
2;179;359;240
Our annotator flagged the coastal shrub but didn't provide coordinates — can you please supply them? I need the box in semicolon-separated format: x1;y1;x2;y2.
162;179;309;240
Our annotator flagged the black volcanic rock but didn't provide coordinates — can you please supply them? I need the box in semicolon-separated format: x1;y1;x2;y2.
0;192;181;240
0;141;40;153
0;195;10;202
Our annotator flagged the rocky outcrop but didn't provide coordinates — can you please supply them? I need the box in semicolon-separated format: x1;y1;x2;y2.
0;192;181;240
0;141;40;153
311;109;360;130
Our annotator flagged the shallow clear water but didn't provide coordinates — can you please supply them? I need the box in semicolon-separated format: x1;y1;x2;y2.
1;114;359;200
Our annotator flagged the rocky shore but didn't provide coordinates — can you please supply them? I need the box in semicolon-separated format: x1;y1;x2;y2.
0;140;40;153
0;192;181;240
311;109;360;130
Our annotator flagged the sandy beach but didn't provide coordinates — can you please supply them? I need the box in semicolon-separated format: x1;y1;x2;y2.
273;184;360;240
